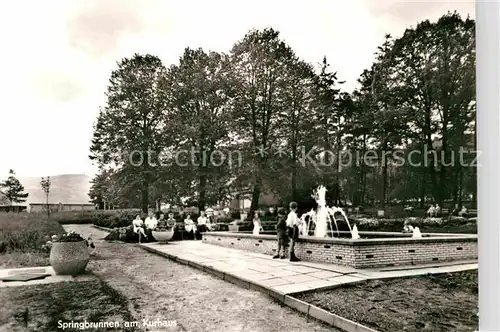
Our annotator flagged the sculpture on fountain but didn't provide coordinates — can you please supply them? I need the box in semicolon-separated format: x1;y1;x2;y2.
301;185;356;239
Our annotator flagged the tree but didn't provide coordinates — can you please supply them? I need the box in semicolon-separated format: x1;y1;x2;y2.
164;48;234;211
230;28;299;214
388;12;476;204
88;168;123;209
0;169;29;213
89;54;170;213
40;176;51;218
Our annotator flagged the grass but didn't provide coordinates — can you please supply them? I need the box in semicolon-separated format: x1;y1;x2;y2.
0;279;137;332
0;212;67;268
296;270;478;332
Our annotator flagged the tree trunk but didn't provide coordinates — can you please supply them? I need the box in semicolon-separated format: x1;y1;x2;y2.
458;168;464;206
141;181;149;213
382;149;388;208
249;176;262;216
198;173;207;212
291;164;297;202
291;141;298;202
46;195;50;218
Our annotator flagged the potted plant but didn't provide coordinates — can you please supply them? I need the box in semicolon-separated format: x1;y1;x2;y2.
152;219;174;243
47;231;90;275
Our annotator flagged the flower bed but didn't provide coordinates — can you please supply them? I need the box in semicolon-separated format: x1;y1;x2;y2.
295;270;478;332
351;216;477;234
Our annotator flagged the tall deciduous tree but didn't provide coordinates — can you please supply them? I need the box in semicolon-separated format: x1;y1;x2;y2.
230;28;298;214
0;169;29;212
164;48;234;211
389;12;476;204
89;54;170;213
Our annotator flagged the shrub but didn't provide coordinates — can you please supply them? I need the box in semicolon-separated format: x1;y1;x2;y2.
215;216;233;224
0;212;65;253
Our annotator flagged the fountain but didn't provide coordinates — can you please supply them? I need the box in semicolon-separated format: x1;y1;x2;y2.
351;224;360;240
204;186;477;269
304;185;354;238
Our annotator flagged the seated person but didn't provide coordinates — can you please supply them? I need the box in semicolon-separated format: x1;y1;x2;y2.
166;213;176;227
144;211;158;242
207;215;217;231
434;204;441;217
458;206;468;217
197;212;208;234
184;214;197;239
132;214;147;242
427;205;436;217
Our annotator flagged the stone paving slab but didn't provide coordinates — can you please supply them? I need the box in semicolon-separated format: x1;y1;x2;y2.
0;266;95;288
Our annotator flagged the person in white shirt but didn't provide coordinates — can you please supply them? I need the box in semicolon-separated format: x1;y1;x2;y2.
132;214;147;243
197;211;208;234
184;214;197;239
286;202;301;262
144;211;158;242
144;211;158;229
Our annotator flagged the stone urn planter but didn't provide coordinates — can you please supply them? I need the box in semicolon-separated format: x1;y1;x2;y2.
50;240;90;276
152;229;175;243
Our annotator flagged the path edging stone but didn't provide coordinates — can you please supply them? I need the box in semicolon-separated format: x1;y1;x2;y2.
139;244;379;332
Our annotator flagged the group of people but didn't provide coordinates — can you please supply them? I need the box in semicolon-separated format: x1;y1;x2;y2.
427;203;469;218
427;204;441;217
131;210;215;242
273;201;302;262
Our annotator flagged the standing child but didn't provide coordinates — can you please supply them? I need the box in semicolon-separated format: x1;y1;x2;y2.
286;202;301;262
273;208;288;259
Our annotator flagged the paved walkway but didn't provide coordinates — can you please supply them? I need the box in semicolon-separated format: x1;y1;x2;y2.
140;240;477;296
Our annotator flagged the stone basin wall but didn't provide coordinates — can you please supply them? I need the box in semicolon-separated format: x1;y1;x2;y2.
202;231;477;268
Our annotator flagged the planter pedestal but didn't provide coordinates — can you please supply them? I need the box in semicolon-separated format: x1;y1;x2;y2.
152;229;175;243
50;241;90;275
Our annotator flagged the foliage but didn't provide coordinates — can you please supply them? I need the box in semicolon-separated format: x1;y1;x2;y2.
51;231;85;242
87;13;476;212
90;54;170;213
0;212;65;264
0;170;29;210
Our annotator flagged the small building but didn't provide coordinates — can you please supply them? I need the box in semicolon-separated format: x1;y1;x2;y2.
228;191;280;212
28;202;96;213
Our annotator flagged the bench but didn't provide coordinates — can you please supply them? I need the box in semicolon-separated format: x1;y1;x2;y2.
173;222;192;240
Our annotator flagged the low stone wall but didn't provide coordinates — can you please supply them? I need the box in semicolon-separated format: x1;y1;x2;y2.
202;232;477;268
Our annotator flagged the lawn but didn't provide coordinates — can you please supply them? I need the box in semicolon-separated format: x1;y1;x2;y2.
0;212;66;268
0;279;137;332
296;270;478;332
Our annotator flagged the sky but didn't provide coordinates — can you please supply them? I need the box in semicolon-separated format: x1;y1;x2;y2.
0;0;475;179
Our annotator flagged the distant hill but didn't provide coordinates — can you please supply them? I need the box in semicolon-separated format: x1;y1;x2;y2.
17;174;92;205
